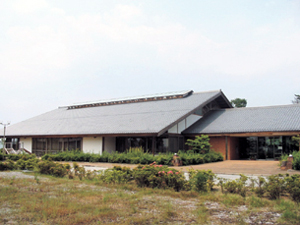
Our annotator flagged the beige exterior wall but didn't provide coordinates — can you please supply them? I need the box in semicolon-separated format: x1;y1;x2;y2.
82;137;103;154
19;137;32;153
104;137;116;153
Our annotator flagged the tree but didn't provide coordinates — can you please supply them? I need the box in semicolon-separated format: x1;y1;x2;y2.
292;135;300;151
292;94;300;104
230;98;247;108
185;135;211;154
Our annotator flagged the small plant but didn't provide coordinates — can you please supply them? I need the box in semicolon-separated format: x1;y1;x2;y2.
10;176;16;185
73;162;86;180
217;177;226;193
34;172;40;184
255;176;266;197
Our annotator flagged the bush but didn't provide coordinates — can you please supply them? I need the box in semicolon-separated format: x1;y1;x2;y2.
223;174;248;197
40;149;223;166
7;153;37;161
99;166;133;184
37;160;67;177
133;162;188;191
265;174;286;200
16;159;27;170
189;169;216;192
285;174;300;203
185;135;211;154
291;151;300;170
0;159;16;171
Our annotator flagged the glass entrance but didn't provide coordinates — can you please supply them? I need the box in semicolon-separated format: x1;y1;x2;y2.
240;136;289;160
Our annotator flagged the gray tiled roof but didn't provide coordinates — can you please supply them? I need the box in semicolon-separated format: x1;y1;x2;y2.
183;104;300;134
6;90;224;136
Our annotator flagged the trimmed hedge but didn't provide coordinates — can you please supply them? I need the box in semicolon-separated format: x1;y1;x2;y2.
41;150;223;166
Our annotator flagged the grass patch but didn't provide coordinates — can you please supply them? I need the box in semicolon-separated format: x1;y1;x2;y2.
0;172;299;224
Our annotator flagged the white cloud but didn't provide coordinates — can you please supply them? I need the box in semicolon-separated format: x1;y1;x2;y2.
1;2;300;88
12;0;48;14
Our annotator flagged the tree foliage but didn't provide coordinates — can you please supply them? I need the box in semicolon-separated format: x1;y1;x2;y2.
292;94;300;104
292;135;300;147
230;98;247;108
185;135;211;154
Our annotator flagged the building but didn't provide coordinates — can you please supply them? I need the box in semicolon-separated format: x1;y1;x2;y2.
4;90;300;159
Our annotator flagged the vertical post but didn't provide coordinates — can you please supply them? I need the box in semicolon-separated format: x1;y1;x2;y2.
102;137;105;154
225;136;228;160
152;136;155;155
1;121;10;157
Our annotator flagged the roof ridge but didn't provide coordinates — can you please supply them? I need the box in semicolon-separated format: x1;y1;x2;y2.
213;104;300;111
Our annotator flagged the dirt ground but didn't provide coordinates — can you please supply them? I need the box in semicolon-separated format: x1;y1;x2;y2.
59;160;300;176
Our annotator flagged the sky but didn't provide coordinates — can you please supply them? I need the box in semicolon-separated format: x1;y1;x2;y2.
1;0;300;124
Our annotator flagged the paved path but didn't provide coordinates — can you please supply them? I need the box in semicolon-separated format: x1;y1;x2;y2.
59;160;300;176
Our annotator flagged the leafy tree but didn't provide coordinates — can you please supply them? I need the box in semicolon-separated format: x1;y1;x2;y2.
292;135;300;151
292;94;300;104
185;135;211;154
230;98;247;108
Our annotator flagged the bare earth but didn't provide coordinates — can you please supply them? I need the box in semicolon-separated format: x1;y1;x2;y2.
59;160;300;176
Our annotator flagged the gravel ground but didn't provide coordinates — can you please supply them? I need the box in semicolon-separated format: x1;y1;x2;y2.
0;171;41;180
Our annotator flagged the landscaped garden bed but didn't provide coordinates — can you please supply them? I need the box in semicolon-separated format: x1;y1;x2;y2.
39;149;223;165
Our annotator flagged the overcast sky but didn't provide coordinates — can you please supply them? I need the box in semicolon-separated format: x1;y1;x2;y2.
1;0;300;124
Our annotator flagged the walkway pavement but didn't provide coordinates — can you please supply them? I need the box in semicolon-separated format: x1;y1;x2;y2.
60;160;300;176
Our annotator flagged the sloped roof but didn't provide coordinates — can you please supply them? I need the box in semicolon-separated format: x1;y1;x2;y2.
6;90;230;137
183;104;300;134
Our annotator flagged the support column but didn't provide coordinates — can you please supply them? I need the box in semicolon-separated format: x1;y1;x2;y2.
225;136;228;160
152;137;156;155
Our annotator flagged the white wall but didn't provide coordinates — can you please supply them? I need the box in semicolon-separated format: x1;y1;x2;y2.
168;114;202;134
186;114;201;127
19;137;32;153
104;137;116;153
82;137;103;154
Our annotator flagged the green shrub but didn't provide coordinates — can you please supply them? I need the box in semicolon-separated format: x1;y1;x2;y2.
40;149;223;166
51;164;68;178
133;162;188;191
0;159;15;171
37;160;56;175
7;153;37;161
285;174;300;203
185;135;211;154
223;174;248;197
37;160;67;177
25;158;39;170
265;174;286;200
16;159;27;170
189;169;216;192
291;151;300;170
73;162;86;180
99;166;133;184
